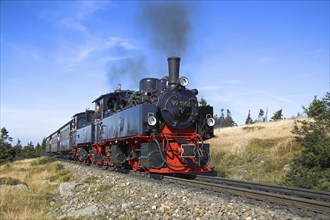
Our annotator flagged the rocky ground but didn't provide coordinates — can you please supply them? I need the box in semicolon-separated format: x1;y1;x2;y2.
47;161;327;219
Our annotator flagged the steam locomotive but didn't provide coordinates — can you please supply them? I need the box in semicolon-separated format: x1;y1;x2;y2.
46;57;215;176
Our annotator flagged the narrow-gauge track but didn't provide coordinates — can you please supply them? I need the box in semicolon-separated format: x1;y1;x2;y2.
195;175;330;203
163;175;330;214
61;160;330;214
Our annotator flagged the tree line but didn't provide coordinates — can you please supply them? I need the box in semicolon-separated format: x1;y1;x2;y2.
0;129;46;164
199;97;285;127
245;108;284;125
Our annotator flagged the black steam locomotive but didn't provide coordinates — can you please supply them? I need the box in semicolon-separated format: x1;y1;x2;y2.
46;57;215;175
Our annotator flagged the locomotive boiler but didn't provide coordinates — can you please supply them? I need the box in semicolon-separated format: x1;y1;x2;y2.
46;57;215;176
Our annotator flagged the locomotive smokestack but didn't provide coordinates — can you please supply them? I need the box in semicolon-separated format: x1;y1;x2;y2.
168;56;181;88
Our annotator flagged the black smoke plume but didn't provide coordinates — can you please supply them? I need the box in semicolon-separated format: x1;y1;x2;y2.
106;2;192;89
139;2;192;56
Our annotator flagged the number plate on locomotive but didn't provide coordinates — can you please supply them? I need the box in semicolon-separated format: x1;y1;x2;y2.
181;144;196;157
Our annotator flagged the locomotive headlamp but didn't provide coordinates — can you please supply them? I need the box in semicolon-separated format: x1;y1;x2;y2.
206;114;216;127
147;116;157;126
207;118;215;127
179;76;189;87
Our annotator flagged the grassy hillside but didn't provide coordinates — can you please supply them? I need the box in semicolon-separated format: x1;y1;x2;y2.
208;119;303;184
0;158;71;220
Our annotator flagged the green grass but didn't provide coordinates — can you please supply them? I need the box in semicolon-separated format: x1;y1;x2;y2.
0;177;28;186
82;176;98;184
95;183;115;192
31;157;57;166
48;169;71;182
210;137;302;183
242;126;265;132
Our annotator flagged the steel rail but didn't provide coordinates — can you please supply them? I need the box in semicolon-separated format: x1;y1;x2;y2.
195;175;330;203
163;176;330;214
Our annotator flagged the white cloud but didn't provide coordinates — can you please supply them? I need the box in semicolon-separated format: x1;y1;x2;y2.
57;1;111;36
253;90;298;107
2;41;47;63
56;37;137;73
198;86;219;92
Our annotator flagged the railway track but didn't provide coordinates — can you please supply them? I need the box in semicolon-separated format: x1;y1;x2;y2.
163;175;330;214
61;160;330;214
195;175;330;203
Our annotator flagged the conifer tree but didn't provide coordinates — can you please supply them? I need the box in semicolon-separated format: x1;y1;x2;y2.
258;109;265;122
224;109;237;127
199;96;209;106
0;127;14;164
12;139;23;160
21;142;36;159
245;110;254;125
271;109;283;121
218;109;225;127
213;114;220;126
284;93;330;191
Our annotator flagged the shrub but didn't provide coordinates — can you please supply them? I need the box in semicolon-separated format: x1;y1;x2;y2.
31;157;56;166
242;126;265;132
283;93;330;191
55;163;65;171
37;157;57;165
83;176;98;184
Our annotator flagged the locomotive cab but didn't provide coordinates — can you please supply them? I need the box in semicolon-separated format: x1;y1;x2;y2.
72;111;95;147
93;90;134;119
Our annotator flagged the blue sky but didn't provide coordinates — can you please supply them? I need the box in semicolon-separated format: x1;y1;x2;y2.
1;1;329;146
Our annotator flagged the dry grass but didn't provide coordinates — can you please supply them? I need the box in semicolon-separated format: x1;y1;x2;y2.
208;119;303;183
0;157;71;220
209;119;296;155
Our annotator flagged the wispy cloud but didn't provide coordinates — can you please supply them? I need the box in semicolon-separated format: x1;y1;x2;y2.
41;1;137;73
2;41;47;63
57;1;111;36
254;90;298;106
198;86;219;92
57;37;137;72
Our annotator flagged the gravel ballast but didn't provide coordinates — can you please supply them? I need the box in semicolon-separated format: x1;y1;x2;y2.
47;161;327;219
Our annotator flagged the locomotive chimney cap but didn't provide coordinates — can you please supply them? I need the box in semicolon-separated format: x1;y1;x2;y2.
167;56;181;60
